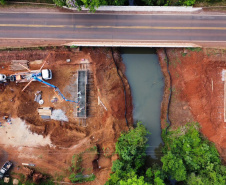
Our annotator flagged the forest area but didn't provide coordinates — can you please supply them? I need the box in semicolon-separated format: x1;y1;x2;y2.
105;123;226;185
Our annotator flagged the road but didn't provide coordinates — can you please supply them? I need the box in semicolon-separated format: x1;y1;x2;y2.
0;12;226;47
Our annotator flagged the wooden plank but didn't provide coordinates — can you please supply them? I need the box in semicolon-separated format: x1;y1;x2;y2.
38;108;52;116
11;60;28;63
224;73;226;122
9;61;29;71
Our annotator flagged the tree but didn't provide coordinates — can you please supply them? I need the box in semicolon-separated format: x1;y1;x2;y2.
120;175;149;185
161;123;226;184
161;151;187;181
106;123;151;185
0;0;6;5
66;0;101;12
53;0;128;11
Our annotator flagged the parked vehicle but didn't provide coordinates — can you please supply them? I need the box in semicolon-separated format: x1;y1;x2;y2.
0;161;12;179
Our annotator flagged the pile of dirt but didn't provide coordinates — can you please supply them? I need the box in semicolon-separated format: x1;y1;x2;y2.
158;48;226;161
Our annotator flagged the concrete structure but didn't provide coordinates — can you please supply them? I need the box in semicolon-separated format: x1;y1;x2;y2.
77;70;88;118
64;6;202;12
0;12;226;48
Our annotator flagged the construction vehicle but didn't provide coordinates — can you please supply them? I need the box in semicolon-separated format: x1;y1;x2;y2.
31;74;78;103
9;69;52;83
0;59;78;103
16;62;78;103
0;74;7;83
0;161;12;179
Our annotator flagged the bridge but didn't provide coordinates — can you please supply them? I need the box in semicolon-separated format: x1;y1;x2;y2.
0;9;226;48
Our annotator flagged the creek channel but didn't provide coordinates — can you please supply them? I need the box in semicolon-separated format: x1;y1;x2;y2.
121;47;164;158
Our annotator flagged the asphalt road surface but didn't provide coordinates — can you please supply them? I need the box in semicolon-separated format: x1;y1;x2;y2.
0;12;226;46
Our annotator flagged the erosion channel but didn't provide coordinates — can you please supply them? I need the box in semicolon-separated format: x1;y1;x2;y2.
121;47;164;158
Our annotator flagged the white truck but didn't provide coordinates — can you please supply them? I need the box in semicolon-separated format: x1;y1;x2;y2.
0;161;13;179
0;74;7;83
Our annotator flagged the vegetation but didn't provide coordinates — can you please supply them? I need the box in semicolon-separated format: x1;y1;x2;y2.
0;0;5;5
68;146;97;183
186;47;203;52
106;122;226;185
106;123;165;185
51;0;225;11
0;0;224;8
162;123;226;184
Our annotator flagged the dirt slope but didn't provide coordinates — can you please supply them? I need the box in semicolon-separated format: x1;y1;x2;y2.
158;48;226;161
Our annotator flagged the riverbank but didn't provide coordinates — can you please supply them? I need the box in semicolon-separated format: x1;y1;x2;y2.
157;47;226;162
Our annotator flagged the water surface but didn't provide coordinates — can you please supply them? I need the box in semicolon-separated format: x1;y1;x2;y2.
121;48;164;158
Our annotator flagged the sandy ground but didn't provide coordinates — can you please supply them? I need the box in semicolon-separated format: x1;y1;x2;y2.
158;47;226;162
0;118;53;147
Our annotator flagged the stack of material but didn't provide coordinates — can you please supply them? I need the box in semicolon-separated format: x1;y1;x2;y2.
34;91;42;103
38;107;52;120
13;179;19;185
9;60;29;71
4;177;9;183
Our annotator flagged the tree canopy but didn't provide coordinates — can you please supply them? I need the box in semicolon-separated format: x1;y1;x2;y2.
106;122;226;185
161;123;226;184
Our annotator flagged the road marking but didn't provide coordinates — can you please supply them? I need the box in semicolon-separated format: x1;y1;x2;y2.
0;24;70;28
0;24;226;30
1;37;226;43
76;25;226;30
1;12;226;17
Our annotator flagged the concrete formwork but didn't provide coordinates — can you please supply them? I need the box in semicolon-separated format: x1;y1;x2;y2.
77;70;88;118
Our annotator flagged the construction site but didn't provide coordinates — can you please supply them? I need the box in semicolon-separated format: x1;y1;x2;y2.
1;46;226;184
0;46;133;184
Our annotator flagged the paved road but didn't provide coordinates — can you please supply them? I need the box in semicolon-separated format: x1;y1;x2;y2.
0;12;226;46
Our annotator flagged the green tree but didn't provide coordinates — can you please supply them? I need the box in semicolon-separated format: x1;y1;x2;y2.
161;123;226;184
161;151;187;181
140;0;167;6
53;0;66;6
120;175;149;185
179;0;196;6
0;0;6;5
66;0;101;12
106;123;151;184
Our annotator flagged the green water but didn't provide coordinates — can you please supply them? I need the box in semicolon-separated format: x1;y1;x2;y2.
121;47;164;158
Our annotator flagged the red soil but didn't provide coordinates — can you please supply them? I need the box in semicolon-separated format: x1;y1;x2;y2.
0;47;132;184
158;48;226;161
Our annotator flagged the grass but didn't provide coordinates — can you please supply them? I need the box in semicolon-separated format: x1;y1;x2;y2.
170;58;181;68
181;52;187;57
186;47;202;52
68;147;97;183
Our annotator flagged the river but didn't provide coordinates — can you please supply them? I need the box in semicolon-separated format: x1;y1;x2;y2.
121;47;164;158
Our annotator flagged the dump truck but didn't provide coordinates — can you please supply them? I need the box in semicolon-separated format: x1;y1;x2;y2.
0;161;13;179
